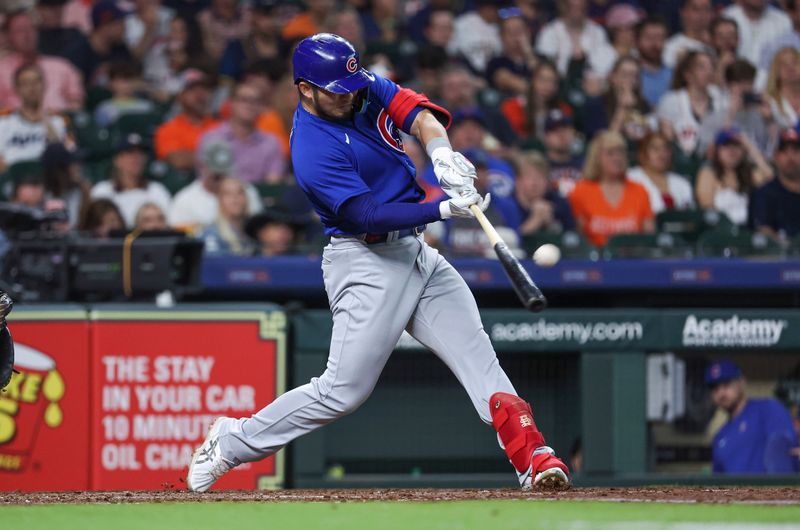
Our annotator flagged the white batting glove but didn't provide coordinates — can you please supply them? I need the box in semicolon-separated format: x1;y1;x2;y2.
439;192;492;219
431;147;478;199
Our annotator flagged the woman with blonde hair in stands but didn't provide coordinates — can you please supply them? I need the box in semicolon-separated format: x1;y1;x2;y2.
627;131;695;213
765;47;800;129
198;176;254;256
695;128;773;226
568;130;655;246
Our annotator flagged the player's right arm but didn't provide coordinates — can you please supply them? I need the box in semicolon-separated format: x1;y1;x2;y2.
292;130;485;231
368;75;481;201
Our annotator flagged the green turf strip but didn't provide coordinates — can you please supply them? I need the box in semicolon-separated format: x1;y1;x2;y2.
3;500;799;530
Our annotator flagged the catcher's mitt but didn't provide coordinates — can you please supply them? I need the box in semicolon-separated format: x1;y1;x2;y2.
0;291;14;390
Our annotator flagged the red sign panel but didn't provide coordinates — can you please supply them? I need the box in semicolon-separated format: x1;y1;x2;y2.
0;316;91;491
90;311;285;491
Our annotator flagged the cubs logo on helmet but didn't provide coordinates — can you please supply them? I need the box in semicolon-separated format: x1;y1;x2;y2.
346;57;358;73
377;109;404;152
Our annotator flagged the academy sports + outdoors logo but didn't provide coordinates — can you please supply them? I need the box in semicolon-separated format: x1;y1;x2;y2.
682;314;788;347
376;109;404;152
346;56;358;73
490;320;644;344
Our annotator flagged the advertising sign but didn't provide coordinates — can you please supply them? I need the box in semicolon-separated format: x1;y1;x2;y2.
90;309;286;490
0;311;91;491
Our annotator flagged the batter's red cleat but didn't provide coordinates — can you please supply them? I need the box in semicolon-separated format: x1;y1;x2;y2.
490;392;570;491
187;417;236;492
518;446;570;490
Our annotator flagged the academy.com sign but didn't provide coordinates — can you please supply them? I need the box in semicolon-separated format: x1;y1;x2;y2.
682;314;788;347
491;319;644;344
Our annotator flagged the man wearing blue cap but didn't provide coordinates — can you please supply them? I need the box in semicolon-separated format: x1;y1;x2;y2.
706;359;799;474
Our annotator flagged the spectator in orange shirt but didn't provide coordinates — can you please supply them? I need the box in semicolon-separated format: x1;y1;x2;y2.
568;130;655;246
282;0;335;43
154;69;218;170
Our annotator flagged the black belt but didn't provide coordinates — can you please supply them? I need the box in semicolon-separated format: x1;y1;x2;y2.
333;225;426;244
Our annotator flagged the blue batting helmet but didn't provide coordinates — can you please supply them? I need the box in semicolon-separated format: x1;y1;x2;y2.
292;33;375;94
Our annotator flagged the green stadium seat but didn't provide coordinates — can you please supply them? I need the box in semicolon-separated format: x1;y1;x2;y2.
82;159;113;184
74;121;116;161
255;182;289;207
521;230;599;260
696;229;785;258
604;232;692;259
147;160;194;195
656;209;735;242
85;86;112;113
115;112;163;144
791;233;800;256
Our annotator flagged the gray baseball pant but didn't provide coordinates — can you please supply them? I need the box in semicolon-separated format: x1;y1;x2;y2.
219;234;516;464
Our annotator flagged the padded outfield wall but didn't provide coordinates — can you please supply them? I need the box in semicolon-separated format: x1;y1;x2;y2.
1;304;798;490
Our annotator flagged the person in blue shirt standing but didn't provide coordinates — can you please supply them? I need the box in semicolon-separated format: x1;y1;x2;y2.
187;33;570;493
706;359;800;474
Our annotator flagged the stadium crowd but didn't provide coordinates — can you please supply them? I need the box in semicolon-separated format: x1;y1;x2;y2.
1;0;800;258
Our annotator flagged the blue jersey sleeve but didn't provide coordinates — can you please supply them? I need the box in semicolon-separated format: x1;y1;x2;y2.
367;74;451;133
340;192;442;233
761;399;800;473
292;135;371;215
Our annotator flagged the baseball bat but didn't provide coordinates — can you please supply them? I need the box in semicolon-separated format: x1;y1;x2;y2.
470;205;547;313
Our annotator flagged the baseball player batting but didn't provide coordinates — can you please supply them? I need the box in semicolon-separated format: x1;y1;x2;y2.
187;33;570;492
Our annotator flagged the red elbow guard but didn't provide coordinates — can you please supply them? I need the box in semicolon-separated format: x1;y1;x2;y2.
387;87;453;130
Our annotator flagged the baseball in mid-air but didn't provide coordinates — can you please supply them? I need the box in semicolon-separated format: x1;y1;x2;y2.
533;244;561;267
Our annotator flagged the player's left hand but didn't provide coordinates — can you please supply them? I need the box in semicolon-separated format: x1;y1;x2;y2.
440;191;491;219
432;149;478;199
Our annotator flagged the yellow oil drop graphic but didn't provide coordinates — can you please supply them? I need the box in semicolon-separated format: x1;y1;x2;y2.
44;402;63;428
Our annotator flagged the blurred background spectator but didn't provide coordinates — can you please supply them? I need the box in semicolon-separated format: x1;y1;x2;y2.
0;63;69;173
0;0;797;258
569;130;655;246
0;10;84;112
628;131;694;213
90;133;172;226
765;47;800;130
750;127;800;241
695;128;773;226
662;0;713;69
78;197;125;237
199;176;253;255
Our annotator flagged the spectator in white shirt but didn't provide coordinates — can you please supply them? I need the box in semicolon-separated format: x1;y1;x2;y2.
125;0;175;90
658;50;721;156
448;0;502;74
765;47;800;130
662;0;714;69
627;131;695;213
169;138;262;231
535;0;617;79
90;134;172;227
723;0;791;67
759;0;800;73
0;64;67;172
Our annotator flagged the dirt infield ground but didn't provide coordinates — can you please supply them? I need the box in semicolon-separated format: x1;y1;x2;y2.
1;487;798;505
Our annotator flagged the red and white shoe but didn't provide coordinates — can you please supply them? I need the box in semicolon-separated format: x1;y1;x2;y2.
517;446;570;490
490;392;570;491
